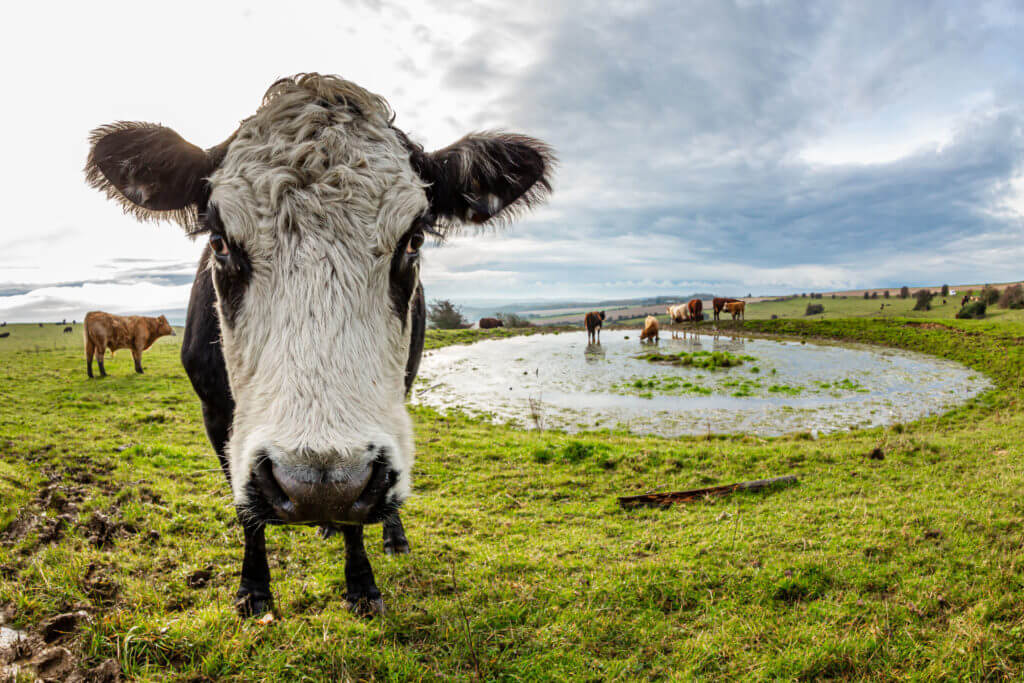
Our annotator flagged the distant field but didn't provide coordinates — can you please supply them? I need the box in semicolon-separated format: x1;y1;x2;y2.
3;317;1024;678
610;293;1024;328
530;283;1024;326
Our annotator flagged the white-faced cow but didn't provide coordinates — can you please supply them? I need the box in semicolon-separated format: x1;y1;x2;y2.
85;73;554;617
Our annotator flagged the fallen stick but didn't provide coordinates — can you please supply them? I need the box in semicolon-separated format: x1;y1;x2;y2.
618;475;798;509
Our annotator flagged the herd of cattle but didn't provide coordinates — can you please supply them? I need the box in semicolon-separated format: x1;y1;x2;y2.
585;296;747;344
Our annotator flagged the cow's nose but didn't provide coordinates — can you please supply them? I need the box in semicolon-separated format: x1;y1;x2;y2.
252;454;395;524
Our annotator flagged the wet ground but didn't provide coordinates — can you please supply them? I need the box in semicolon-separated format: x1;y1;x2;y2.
412;329;991;436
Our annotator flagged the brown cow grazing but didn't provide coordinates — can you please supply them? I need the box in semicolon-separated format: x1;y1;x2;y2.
640;315;659;342
725;301;745;320
585;310;606;343
712;297;741;321
478;317;504;329
84;311;174;378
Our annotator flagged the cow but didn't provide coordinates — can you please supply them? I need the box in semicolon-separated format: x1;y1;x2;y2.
725;301;745;320
63;326;74;333
585;310;605;343
666;304;688;323
479;317;504;329
686;298;703;324
640;315;659;342
83;311;174;377
712;297;741;322
0;332;9;338
84;73;554;618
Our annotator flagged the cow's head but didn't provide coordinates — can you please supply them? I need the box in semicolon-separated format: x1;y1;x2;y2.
86;73;553;526
155;314;174;337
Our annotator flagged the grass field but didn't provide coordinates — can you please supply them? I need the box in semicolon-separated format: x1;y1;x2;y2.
2;315;1024;680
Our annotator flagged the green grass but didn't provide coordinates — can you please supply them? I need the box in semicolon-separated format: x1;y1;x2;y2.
636;350;753;369
3;318;1024;679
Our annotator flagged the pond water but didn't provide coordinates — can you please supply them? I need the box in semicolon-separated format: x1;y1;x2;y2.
412;330;991;436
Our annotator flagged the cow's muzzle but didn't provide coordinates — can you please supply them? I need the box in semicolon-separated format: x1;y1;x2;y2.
250;450;399;525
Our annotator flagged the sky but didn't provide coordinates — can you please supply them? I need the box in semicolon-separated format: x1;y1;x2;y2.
1;0;1023;321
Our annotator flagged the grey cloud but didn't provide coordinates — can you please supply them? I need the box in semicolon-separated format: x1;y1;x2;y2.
418;0;1024;298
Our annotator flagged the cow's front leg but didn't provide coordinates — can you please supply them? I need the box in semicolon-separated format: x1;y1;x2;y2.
342;525;385;616
382;514;410;555
234;522;273;617
132;347;144;374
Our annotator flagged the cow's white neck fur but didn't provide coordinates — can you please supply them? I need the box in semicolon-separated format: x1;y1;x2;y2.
209;76;427;506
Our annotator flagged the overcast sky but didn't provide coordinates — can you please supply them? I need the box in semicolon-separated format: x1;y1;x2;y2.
1;0;1022;321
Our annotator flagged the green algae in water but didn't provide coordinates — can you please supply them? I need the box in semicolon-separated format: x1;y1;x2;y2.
637;349;755;369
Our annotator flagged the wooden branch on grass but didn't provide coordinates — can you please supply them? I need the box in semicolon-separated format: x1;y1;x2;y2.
618;475;798;509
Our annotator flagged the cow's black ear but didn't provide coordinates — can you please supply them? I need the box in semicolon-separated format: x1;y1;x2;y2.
414;132;555;230
85;122;232;231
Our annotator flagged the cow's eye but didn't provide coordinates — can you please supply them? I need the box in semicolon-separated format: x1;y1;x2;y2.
406;229;425;254
210;233;229;258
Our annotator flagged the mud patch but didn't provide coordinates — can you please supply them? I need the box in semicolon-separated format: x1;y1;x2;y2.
79;511;136;549
186;567;213;589
40;611;88;643
83;564;120;605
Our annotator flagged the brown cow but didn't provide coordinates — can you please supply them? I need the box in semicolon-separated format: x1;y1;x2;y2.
686;298;703;324
84;311;174;378
478;317;504;329
725;301;745;320
640;315;659;342
585;310;606;343
712;297;741;321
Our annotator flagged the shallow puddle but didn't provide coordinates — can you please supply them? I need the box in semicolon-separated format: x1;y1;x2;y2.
412;330;991;436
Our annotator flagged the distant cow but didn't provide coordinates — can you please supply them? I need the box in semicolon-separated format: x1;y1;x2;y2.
725;301;745;320
640;315;659;342
0;332;9;338
63;326;73;333
713;297;741;321
585;310;606;343
478;317;504;329
666;304;688;323
83;311;174;378
686;298;703;324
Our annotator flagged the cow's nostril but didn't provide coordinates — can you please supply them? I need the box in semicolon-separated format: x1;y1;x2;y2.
350;455;397;521
253;456;295;515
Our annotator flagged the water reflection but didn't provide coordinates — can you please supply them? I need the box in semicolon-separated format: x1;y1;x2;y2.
584;343;606;362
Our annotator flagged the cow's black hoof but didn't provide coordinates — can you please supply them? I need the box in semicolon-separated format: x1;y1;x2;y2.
383;534;410;555
344;594;386;617
235;589;274;618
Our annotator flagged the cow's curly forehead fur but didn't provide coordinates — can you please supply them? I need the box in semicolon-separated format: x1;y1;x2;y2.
211;73;428;247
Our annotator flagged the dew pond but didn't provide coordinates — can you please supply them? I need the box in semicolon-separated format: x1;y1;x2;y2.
413;330;991;437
